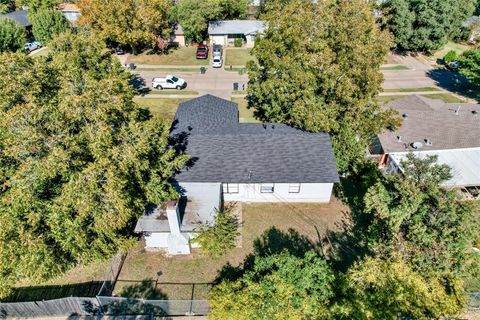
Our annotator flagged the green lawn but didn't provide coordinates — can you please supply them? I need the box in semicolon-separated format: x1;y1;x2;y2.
225;48;255;67
114;201;348;300
231;97;259;123
381;65;410;71
127;47;208;66
134;97;188;120
378;93;466;105
431;41;472;61
383;87;441;93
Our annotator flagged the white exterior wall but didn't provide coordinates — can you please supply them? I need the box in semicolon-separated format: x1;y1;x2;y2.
145;232;169;248
223;183;333;203
211;35;226;46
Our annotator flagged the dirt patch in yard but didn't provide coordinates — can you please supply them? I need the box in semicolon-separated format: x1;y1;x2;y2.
114;200;348;300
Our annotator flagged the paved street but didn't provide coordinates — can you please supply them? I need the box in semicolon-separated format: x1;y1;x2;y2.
134;66;248;99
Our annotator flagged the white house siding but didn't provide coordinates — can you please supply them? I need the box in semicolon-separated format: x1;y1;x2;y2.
223;183;334;203
211;35;226;46
144;232;169;248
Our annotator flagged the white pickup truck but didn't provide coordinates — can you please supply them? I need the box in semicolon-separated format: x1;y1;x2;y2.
152;75;187;90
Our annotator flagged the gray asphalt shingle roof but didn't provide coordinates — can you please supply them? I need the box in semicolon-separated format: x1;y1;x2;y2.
171;95;339;184
378;95;480;153
208;20;265;35
0;10;30;27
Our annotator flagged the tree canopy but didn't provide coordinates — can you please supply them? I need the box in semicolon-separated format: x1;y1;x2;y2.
78;0;171;52
31;9;70;44
458;48;480;86
364;154;478;277
0;32;187;298
174;0;249;42
0;18;26;52
209;250;336;319
382;0;476;52
247;0;399;173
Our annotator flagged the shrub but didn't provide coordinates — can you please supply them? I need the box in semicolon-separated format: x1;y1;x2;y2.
443;50;457;63
0;18;26;52
192;206;239;257
234;37;243;47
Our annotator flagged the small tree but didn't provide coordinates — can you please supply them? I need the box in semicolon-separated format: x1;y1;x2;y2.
233;38;242;47
0;18;26;52
192;206;238;257
458;48;480;86
443;50;457;63
31;9;70;44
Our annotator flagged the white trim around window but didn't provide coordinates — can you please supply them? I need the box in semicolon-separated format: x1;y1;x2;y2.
288;183;301;193
223;183;239;194
260;183;274;193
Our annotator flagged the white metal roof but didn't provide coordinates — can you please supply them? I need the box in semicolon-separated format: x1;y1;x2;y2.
390;148;480;187
208;20;265;35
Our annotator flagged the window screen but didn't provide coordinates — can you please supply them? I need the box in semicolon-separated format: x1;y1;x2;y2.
223;183;239;194
260;183;274;193
288;183;301;193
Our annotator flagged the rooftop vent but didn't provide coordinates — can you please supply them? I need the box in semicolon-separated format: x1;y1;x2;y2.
262;123;267;129
455;106;461;115
402;113;408;118
411;142;423;149
396;135;402;142
424;138;432;146
473;110;478;115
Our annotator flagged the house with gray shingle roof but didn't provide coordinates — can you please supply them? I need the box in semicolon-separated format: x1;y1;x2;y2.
135;95;339;254
0;9;30;28
370;95;480;199
208;20;265;47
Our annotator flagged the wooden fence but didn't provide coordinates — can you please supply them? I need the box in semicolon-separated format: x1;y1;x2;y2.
0;297;100;318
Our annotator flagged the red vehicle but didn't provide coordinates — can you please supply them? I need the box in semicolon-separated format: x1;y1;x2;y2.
196;44;208;59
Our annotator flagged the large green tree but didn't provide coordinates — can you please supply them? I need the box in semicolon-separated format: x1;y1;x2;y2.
0;18;26;52
209;251;336;319
0;33;187;298
30;9;70;44
174;0;249;42
247;0;399;173
17;0;58;13
340;257;466;319
364;154;478;277
78;0;171;52
458;48;480;86
383;0;476;52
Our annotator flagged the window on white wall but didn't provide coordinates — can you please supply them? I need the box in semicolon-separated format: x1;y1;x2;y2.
223;183;239;194
260;183;274;193
288;183;301;193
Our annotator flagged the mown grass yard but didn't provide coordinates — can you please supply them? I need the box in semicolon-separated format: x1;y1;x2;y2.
134;97;189;121
431;41;473;61
231;97;259;123
127;47;209;66
225;48;255;67
378;93;466;105
114;201;348;300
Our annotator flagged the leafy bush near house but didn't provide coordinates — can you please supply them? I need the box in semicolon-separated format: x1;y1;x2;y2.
443;50;457;63
30;9;70;44
234;38;242;47
0;18;26;52
192;206;239;257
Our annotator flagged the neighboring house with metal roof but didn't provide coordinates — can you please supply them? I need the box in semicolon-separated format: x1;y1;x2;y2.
0;9;30;28
170;24;186;47
135;94;339;254
208;20;265;47
370;95;480;199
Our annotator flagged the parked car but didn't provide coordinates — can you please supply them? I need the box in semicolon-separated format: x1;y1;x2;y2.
24;41;42;52
212;44;222;57
448;61;460;70
212;56;223;68
196;44;208;59
152;75;187;90
115;46;124;55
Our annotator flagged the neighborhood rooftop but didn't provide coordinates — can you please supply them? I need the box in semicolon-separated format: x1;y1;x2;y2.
208;20;265;35
171;95;339;184
0;9;29;27
378;95;480;153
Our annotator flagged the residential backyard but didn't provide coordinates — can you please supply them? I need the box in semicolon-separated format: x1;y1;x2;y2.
127;48;209;66
113;200;349;300
231;97;259;123
133;97;189;120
